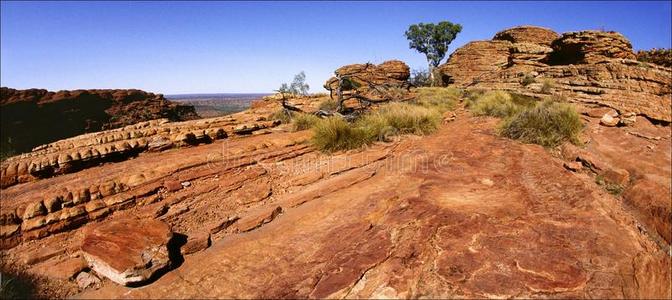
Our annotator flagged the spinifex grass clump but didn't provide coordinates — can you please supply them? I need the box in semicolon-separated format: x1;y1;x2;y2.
469;90;525;118
291;113;321;131
311;102;441;152
411;87;461;113
269;109;294;124
318;98;339;111
310;117;371;151
499;100;583;147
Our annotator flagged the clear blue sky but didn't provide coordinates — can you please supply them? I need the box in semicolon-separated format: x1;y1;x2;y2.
2;1;670;94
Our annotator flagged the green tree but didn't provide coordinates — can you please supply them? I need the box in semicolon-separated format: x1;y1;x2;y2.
405;21;462;86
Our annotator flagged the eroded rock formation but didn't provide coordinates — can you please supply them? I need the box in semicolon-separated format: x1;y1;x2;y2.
0;88;199;154
437;26;672;123
323;60;411;102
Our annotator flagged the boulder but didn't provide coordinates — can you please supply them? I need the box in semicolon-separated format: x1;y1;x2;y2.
549;30;636;64
492;25;559;46
76;272;101;289
438;41;511;85
600;114;619;127
324;60;411;101
81;217;173;286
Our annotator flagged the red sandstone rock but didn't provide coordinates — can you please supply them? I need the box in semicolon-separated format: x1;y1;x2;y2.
0;87;199;154
493;25;559;46
81;217;173;286
181;232;210;255
323;60;411;100
28;256;88;280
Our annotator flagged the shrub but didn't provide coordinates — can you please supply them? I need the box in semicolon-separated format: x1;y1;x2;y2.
269;109;293;124
409;69;431;87
310;102;441;152
470;91;523;118
464;89;487;107
521;74;536;86
372;102;441;135
499;100;583;148
318;98;339;111
412;87;460;113
292;113;321;131
540;79;554;94
310;117;371;152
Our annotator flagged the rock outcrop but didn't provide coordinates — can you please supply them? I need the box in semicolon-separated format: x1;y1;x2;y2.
0;88;200;154
81;217;173;286
492;25;559;45
636;48;672;67
323;60;411;101
437;26;672;123
438;41;512;85
549;30;637;64
1;91;669;298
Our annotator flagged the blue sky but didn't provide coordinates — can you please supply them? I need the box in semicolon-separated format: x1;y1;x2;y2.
1;1;670;94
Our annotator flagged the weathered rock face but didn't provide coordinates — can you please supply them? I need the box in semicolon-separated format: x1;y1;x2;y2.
437;26;672;122
474;60;672;121
438;41;512;85
438;26;560;85
549;31;637;64
323;60;410;101
0;87;199;154
636;48;672;68
492;25;559;45
81;217;173;286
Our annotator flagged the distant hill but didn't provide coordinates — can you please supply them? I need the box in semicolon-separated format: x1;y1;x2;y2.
166;93;271;118
0;87;199;157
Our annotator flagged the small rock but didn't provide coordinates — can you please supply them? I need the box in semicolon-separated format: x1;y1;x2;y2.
564;161;583;172
181;232;211;255
181;181;191;187
601;168;630;186
480;178;494;186
600;114;619;127
125;174;147;187
164;180;182;192
619;114;636;126
147;136;173;152
584;107;618;118
22;201;47;219
76;271;101;289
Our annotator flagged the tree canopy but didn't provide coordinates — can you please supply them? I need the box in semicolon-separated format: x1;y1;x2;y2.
405;21;463;68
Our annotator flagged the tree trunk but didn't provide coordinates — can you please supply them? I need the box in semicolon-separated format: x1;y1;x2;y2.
429;65;436;87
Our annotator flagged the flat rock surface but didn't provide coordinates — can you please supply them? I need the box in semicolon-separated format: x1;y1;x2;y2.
81;217;173;286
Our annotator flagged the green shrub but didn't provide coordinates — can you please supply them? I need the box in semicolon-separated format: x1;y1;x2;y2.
318;98;339;111
540;79;554;94
412;87;460;113
470;91;523;118
269;109;294;124
521;74;536;86
292;113;321;131
499;100;583;147
310;117;371;152
464;89;487;107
